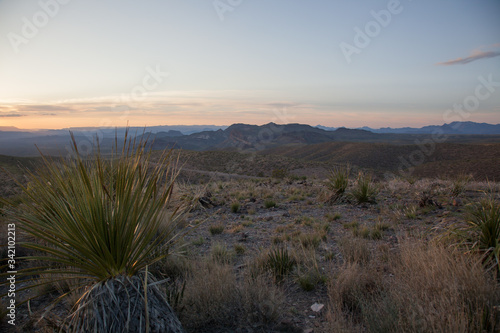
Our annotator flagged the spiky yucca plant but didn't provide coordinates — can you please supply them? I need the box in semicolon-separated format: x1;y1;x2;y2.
327;164;350;196
466;197;500;272
1;132;186;332
325;164;351;204
267;247;296;281
349;171;377;204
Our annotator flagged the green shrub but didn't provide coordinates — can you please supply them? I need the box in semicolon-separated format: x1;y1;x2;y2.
265;199;277;209
343;220;359;229
370;228;382;240
230;201;240;213
209;224;225;235
234;244;246;255
325;212;342;221
298;274;316;291
271;168;288;179
192;236;205;246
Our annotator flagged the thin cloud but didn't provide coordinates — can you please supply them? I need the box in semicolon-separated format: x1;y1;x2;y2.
436;47;500;66
263;102;301;108
0;113;24;117
16;105;75;112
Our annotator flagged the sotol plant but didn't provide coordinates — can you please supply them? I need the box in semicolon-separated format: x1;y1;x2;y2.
1;132;187;332
327;164;350;196
267;247;296;281
466;197;500;271
349;171;377;204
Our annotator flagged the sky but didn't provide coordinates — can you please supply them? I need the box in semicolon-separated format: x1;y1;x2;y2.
0;0;499;130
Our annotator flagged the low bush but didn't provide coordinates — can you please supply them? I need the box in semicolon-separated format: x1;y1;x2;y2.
209;224;225;235
230;201;241;213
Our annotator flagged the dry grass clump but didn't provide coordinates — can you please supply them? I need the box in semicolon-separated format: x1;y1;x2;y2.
327;239;500;332
151;253;193;280
239;275;285;326
179;261;284;331
328;262;383;316
297;232;323;248
180;262;239;328
295;245;327;291
338;237;371;265
384;241;499;332
210;242;235;264
450;174;473;197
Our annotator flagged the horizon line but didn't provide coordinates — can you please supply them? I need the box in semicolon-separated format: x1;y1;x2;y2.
1;120;499;132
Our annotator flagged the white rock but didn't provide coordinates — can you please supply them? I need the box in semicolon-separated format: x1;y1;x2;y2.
310;302;324;312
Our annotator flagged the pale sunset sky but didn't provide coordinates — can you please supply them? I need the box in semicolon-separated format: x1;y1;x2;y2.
0;0;499;130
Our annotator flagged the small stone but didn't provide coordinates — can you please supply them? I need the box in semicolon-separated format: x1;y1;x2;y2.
310;303;324;312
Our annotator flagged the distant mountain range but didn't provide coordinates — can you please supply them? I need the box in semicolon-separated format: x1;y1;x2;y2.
317;121;500;135
1;121;499;157
148;122;381;151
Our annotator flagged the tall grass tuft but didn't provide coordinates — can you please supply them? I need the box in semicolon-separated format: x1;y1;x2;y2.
327;240;499;332
451;174;472;197
1;131;187;332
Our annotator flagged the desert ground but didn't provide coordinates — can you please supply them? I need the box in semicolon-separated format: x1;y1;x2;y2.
1;148;499;332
